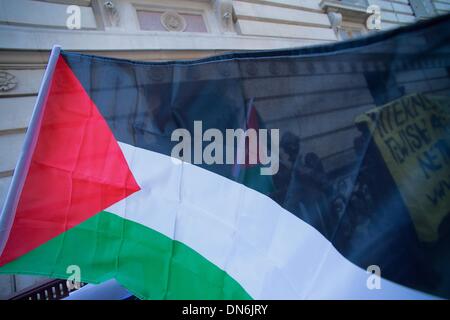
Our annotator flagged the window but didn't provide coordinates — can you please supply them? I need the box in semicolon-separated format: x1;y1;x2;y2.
137;10;207;33
321;0;371;39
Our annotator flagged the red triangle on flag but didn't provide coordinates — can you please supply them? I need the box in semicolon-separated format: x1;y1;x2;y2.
0;56;140;266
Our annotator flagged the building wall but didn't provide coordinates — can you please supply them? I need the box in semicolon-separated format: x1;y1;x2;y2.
0;0;449;299
434;0;450;15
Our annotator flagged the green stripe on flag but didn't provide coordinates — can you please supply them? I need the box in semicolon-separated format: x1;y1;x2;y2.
0;211;251;300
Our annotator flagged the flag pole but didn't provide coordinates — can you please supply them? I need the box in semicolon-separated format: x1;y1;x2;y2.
0;45;61;256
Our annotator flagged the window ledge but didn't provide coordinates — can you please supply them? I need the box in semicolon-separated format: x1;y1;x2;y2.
320;0;370;24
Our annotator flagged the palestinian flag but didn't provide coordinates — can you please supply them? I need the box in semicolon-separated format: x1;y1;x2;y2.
1;15;450;299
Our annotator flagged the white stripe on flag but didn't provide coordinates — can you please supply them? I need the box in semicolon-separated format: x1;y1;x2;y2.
106;142;435;300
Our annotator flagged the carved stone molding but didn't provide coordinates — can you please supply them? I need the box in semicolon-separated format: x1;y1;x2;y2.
320;0;369;24
213;0;234;33
161;11;186;32
103;0;120;27
327;11;342;33
0;71;18;92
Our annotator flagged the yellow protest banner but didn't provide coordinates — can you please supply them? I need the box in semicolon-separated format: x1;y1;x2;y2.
356;94;450;242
